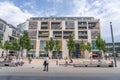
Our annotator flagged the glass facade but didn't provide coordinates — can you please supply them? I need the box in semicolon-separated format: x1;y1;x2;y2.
51;22;61;29
91;31;99;39
39;40;48;57
27;51;36;58
52;51;62;59
29;30;37;39
29;21;37;29
0;22;5;39
65;21;74;29
31;40;36;49
73;43;80;58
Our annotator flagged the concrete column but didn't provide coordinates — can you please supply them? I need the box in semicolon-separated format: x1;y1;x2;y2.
87;30;92;43
74;20;78;40
62;40;69;59
25;20;29;30
38;21;41;30
36;39;40;57
62;21;65;30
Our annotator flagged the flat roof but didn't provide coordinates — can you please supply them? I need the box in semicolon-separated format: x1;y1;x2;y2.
30;16;95;21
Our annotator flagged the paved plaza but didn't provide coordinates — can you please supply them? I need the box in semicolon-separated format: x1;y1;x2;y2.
0;58;120;80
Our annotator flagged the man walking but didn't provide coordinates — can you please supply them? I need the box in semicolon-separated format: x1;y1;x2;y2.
43;57;49;72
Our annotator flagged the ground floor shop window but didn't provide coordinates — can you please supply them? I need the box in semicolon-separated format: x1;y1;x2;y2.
27;51;36;58
52;51;62;59
39;51;48;58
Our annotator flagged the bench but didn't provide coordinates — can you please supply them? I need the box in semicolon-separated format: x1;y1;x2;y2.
73;61;113;67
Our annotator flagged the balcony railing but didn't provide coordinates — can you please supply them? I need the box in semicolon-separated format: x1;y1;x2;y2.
53;34;62;36
78;33;88;36
78;24;87;26
38;34;49;37
41;24;48;26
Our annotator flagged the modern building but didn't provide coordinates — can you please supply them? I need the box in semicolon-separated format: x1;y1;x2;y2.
0;18;20;56
18;16;100;58
106;42;120;54
17;22;26;34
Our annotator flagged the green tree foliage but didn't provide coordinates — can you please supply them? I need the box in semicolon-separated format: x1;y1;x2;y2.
54;40;60;53
11;39;19;51
95;36;106;52
49;37;54;52
19;30;31;51
86;42;92;52
44;41;49;52
3;40;11;51
67;35;76;58
54;40;61;58
44;38;54;57
80;40;86;58
3;40;11;56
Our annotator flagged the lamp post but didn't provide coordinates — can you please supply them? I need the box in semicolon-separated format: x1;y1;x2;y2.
110;22;117;67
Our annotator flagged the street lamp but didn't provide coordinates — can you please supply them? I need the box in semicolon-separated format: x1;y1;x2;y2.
110;22;117;67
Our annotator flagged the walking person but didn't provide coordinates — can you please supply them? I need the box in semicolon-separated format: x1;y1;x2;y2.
43;57;49;72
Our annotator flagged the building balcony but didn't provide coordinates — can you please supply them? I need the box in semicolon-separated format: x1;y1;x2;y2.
78;24;87;26
66;26;74;29
53;34;62;36
41;24;48;26
63;34;73;36
78;33;88;36
38;34;49;37
78;36;88;39
51;25;62;29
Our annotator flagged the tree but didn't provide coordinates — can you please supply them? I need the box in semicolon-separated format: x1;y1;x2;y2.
67;35;76;58
86;42;92;59
19;30;31;57
48;37;54;58
80;40;86;58
44;41;49;57
54;40;61;59
86;42;92;53
11;39;19;56
95;36;106;59
3;40;11;57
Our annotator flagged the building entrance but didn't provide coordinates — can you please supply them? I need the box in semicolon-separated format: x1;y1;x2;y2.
72;43;80;58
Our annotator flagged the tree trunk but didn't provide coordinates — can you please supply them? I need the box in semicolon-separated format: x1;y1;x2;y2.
56;52;59;65
6;50;8;58
49;51;52;59
101;50;105;60
22;49;27;58
83;51;85;58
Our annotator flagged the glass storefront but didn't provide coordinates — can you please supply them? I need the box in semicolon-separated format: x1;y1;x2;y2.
39;51;48;57
39;40;48;57
52;51;62;59
72;43;80;58
27;51;36;58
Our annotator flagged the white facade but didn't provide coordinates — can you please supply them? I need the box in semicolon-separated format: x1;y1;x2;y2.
22;17;100;58
0;19;20;57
